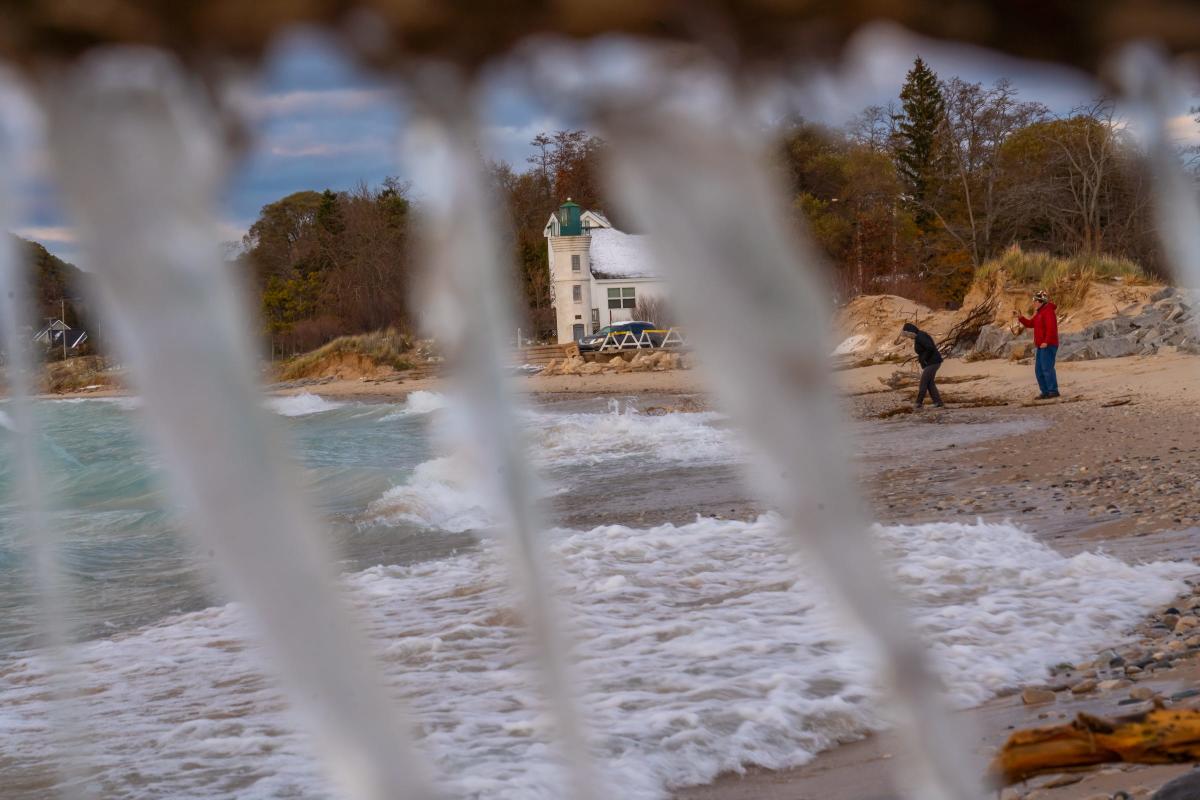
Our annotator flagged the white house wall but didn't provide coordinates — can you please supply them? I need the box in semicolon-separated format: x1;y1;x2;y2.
545;209;671;343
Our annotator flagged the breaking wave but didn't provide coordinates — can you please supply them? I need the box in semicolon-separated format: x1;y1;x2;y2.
381;390;448;420
362;456;493;533
528;404;737;469
264;393;344;417
1;516;1186;799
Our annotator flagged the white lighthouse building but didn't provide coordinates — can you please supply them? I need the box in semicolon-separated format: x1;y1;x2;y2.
543;199;669;344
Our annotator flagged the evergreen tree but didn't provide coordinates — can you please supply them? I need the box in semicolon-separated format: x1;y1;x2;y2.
894;57;945;223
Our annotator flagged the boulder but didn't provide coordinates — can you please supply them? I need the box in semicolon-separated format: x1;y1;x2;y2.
1150;286;1177;302
578;361;605;375
1021;687;1057;705
557;357;585;375
1007;342;1032;360
972;323;1013;358
1151;771;1200;800
1060;335;1141;362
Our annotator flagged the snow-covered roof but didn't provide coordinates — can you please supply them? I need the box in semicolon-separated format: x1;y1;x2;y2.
588;228;657;279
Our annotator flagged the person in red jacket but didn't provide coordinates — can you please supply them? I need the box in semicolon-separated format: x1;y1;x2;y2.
1013;290;1060;399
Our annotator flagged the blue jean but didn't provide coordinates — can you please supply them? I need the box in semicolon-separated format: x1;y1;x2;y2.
1035;345;1059;395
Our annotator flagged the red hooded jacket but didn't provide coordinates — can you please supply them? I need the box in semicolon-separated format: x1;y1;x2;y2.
1018;302;1058;347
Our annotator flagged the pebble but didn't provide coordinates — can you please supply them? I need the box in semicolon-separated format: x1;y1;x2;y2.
1021;687;1057;705
1176;615;1200;632
1097;678;1131;691
1070;679;1098;694
1130;686;1156;701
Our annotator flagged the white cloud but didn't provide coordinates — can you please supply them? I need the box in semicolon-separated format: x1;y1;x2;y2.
480;116;566;163
230;87;396;121
1167;112;1200;145
217;220;248;243
266;137;391;159
13;225;75;244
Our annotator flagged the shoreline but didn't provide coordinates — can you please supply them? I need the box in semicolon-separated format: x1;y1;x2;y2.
16;352;1200;798
676;354;1200;799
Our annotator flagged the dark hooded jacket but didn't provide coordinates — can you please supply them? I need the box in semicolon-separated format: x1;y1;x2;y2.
903;322;943;368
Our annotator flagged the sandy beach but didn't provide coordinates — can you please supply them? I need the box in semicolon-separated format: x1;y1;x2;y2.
262;350;1200;798
26;350;1200;798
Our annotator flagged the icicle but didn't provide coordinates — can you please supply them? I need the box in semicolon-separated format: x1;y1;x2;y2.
0;76;97;800
1114;45;1200;294
402;69;607;800
38;50;438;800
597;86;984;800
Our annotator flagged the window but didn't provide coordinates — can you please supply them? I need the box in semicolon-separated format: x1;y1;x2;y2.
591;309;600;331
607;287;636;309
571;254;580;272
572;284;582;303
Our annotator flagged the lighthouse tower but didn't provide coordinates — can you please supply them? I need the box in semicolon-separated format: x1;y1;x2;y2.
546;199;592;343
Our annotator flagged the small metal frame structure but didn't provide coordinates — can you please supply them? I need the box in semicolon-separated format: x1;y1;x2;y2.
596;327;686;353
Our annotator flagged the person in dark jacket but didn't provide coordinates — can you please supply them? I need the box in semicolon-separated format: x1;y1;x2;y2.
901;322;944;409
1014;290;1060;399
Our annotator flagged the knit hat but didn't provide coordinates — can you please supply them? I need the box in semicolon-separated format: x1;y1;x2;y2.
902;322;919;334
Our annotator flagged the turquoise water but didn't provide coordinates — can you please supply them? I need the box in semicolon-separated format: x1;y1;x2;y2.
0;397;455;654
0;395;1192;799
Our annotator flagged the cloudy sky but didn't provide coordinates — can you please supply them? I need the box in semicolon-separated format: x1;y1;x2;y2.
5;23;1198;267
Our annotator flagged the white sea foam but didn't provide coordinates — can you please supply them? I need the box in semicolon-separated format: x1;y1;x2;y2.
0;516;1188;799
527;404;737;469
0;409;13;431
365;405;736;531
45;396;143;410
363;456;493;533
264;393;344;417
381;390;449;420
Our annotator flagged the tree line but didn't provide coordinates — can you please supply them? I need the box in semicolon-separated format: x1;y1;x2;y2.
236;58;1174;351
784;57;1163;306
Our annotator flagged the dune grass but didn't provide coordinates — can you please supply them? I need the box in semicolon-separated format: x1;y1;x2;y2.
976;244;1143;286
973;244;1145;309
277;328;415;381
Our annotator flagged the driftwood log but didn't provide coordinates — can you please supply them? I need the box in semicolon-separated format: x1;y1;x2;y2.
937;292;1000;357
990;708;1200;787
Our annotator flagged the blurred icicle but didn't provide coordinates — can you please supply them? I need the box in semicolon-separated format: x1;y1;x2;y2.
39;50;438;800
598;89;984;800
1114;46;1200;293
402;71;606;800
0;78;95;800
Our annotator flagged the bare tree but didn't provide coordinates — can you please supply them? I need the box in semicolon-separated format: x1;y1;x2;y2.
929;78;1049;267
633;294;677;328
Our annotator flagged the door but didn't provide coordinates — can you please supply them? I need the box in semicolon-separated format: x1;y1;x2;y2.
572;324;585;341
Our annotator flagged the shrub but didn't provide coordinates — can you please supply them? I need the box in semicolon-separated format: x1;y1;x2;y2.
276;328;414;381
976;244;1143;286
973;244;1144;308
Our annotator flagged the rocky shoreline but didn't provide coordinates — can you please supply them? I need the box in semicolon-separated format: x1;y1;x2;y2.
680;354;1200;799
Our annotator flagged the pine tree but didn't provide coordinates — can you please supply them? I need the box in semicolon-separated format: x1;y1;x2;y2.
894;57;945;223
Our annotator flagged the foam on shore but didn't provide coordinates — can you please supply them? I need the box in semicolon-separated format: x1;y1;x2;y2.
0;515;1188;799
264;393;345;417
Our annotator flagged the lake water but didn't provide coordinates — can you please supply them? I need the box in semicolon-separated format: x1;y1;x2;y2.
0;394;1189;799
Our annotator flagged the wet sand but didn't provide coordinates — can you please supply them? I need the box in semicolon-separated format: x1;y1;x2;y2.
674;353;1200;800
34;351;1200;798
514;353;1200;799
